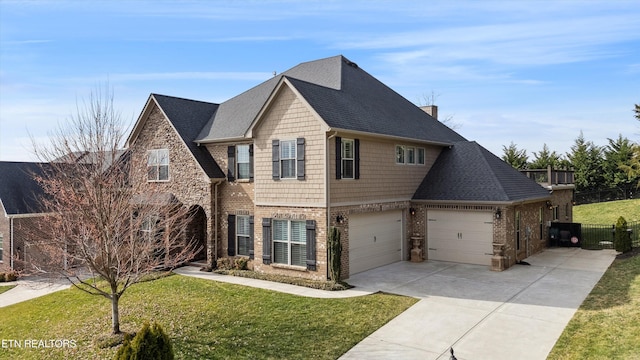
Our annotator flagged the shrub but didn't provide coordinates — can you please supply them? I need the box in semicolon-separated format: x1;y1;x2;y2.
216;258;233;270
114;322;174;360
328;227;342;281
614;216;632;253
0;271;18;282
234;257;249;270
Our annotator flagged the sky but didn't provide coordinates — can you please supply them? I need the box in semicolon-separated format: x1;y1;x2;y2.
1;0;639;162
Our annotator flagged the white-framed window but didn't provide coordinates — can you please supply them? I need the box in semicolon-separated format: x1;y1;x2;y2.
396;145;425;165
341;138;355;179
406;147;416;164
147;149;169;181
237;145;251;180
280;140;297;179
236;215;251;256
396;145;405;164
273;220;307;267
417;148;425;165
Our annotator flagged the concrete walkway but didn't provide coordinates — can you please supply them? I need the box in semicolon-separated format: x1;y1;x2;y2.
0;276;71;308
340;247;617;360
0;248;616;360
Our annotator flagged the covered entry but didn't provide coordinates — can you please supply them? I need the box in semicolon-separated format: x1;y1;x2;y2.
349;210;403;275
427;210;493;265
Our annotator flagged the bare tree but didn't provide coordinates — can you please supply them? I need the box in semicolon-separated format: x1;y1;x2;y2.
417;91;461;130
29;88;199;334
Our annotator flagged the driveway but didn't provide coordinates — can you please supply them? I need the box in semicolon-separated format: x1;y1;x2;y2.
341;247;617;360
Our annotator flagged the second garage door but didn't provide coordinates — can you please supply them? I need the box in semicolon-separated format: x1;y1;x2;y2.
427;210;493;265
349;210;403;275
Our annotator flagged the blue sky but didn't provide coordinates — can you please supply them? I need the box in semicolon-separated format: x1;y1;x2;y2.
1;0;639;162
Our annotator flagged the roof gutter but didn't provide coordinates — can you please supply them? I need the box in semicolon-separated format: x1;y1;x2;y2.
327;127;454;147
195;136;249;146
412;195;552;206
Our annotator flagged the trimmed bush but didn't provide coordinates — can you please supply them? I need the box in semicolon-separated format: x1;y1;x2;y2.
0;271;18;282
328;227;342;281
614;216;632;253
114;322;173;360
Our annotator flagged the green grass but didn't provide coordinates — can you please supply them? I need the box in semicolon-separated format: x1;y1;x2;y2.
0;274;417;359
574;198;640;224
547;252;640;359
0;285;16;294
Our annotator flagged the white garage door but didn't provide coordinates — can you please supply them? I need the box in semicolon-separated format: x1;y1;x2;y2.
349;210;403;275
427;210;493;265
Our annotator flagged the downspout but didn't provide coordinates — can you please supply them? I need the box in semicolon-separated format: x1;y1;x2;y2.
326;131;338;280
10;217;14;270
213;180;221;265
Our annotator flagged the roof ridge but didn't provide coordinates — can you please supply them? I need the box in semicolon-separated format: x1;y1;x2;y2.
152;93;218;105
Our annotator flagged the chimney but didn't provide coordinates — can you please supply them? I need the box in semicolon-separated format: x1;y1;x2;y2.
420;105;438;120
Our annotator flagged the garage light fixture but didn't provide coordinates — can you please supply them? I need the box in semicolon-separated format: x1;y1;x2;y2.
495;208;502;220
336;215;345;224
409;207;416;216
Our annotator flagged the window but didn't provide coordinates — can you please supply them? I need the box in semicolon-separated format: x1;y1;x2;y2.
236;215;251;256
147;149;169;181
341;139;355;179
396;145;405;164
406;147;416;164
553;206;559;221
280;140;297;179
272;138;305;180
417;148;425;165
273;220;307;267
139;215;160;242
237;145;251;180
396;145;425;165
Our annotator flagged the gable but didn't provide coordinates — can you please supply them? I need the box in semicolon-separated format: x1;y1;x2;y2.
128;94;224;179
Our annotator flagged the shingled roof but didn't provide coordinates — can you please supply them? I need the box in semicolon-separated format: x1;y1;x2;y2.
150;94;225;179
413;141;551;203
196;55;466;145
0;162;49;216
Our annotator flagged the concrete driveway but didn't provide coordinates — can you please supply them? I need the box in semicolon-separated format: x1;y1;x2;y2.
341;247;617;360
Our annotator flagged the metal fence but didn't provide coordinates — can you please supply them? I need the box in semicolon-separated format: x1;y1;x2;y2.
580;221;640;250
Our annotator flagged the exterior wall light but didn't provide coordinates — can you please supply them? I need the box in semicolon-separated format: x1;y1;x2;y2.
336;215;345;224
409;207;416;216
495;208;502;220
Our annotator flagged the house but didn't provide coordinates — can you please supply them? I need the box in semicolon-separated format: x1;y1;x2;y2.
122;54;575;280
0;162;50;271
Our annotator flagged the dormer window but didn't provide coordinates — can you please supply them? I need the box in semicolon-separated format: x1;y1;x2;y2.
147;149;169;181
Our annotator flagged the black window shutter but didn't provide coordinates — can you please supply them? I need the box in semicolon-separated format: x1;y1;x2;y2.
297;137;305;180
354;138;360;180
306;220;316;271
249;144;254;182
262;218;272;264
272;140;280;180
227;146;236;182
249;216;255;260
227;214;236;256
335;136;342;180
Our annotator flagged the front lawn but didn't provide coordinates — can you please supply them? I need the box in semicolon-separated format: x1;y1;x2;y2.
547;252;640;359
0;285;16;295
0;274;416;359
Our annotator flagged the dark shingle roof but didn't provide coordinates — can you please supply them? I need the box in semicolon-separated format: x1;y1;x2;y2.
196;55;466;144
0;162;49;215
152;94;225;179
413;141;551;203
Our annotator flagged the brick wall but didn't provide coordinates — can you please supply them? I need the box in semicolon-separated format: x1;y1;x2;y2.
0;215;9;271
129;103;216;263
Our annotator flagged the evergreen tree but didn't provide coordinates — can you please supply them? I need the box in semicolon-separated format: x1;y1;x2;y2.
566;131;604;192
604;134;639;197
501;142;528;169
529;144;563;169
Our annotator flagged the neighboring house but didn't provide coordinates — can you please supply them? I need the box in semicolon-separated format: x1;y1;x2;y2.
124;54;574;279
0;162;50;271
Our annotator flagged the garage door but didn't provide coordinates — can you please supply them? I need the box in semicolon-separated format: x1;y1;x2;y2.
349;210;403;275
427;210;493;265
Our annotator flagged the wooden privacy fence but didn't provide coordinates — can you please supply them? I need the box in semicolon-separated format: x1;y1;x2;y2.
580;221;640;250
